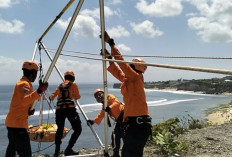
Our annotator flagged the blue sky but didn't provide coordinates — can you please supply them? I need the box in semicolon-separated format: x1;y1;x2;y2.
0;0;232;85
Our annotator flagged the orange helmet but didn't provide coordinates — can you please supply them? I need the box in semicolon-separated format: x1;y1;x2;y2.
94;89;104;96
132;58;147;73
22;60;38;71
64;70;75;77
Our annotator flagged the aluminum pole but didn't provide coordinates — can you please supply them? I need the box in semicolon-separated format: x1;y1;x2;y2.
43;0;84;83
31;42;38;61
30;0;84;110
38;0;75;42
99;0;109;155
40;42;104;147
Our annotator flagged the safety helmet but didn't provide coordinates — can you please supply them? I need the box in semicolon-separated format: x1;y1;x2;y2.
64;70;75;78
132;58;147;73
22;60;38;71
94;89;104;97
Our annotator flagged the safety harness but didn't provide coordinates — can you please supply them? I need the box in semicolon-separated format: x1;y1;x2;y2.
56;81;74;108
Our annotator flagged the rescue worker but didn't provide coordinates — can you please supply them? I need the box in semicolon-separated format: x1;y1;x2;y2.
5;60;48;157
101;32;152;157
87;89;124;157
49;70;82;157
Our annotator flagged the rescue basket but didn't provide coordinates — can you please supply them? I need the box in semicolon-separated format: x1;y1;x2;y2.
28;123;69;142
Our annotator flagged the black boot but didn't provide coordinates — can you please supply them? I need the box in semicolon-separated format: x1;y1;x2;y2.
113;150;120;157
54;145;60;157
64;149;79;156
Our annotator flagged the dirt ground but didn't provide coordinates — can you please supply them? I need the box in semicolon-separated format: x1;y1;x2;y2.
33;122;232;157
33;109;232;157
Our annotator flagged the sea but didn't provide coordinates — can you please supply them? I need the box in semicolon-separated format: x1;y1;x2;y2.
0;83;231;156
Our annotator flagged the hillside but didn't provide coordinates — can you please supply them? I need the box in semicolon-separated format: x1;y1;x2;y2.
113;76;232;94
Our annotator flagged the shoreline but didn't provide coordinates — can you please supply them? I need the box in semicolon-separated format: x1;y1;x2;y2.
146;87;232;96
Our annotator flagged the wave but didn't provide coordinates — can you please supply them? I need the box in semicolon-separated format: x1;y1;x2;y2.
148;98;203;107
0;98;202;121
145;89;227;97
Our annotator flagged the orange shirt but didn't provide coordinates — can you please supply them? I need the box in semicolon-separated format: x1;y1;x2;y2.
5;76;40;128
49;80;81;108
94;94;124;125
107;45;149;121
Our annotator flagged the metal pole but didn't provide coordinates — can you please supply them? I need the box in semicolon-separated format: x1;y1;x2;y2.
40;42;64;79
31;42;38;61
40;42;104;147
99;0;109;155
43;0;84;83
30;0;84;124
38;0;75;42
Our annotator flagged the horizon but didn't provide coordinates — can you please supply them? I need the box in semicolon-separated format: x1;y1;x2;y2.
0;0;232;84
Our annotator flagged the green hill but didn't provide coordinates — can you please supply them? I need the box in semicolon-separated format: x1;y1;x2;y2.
113;76;232;94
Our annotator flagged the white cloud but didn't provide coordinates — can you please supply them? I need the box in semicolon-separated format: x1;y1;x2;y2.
0;0;27;8
117;44;131;53
110;0;122;5
136;0;183;17
107;25;130;38
57;15;100;38
0;56;106;84
187;0;232;43
0;19;24;34
81;6;115;19
130;20;163;38
188;17;232;43
49;59;104;83
0;0;11;8
0;56;23;84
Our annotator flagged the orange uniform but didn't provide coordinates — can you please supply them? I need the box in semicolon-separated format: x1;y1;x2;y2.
49;80;81;109
5;76;40;128
94;94;124;125
107;45;149;121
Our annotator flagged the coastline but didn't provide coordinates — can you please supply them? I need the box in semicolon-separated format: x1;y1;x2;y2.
147;87;232;96
32;88;232;157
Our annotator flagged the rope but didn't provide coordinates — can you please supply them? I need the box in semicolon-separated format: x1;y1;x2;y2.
41;47;232;60
48;52;232;75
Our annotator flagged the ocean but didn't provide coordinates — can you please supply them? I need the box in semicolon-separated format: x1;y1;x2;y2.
0;84;231;156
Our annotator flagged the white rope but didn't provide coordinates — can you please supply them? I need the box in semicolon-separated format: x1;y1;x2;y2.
56;53;232;75
42;47;232;60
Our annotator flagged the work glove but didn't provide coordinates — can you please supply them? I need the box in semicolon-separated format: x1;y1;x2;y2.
28;107;35;116
37;80;48;94
100;31;115;47
104;106;111;113
100;49;112;59
87;120;94;126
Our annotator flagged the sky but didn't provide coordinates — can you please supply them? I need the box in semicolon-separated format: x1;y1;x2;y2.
0;0;232;85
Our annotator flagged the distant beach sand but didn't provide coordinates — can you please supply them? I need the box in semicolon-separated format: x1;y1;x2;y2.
207;108;232;125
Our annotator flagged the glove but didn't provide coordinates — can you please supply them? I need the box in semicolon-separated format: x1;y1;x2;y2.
37;80;48;94
28;107;35;116
100;49;112;59
99;31;115;47
87;120;94;126
104;106;111;113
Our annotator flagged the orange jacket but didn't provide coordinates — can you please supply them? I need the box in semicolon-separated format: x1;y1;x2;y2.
107;45;149;121
94;94;124;125
5;76;40;128
49;80;81;109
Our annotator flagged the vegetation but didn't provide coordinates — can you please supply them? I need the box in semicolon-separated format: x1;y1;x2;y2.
151;115;208;156
145;76;232;94
205;100;232;115
113;76;232;94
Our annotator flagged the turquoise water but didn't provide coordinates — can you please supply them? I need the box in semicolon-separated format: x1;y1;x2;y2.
0;84;231;155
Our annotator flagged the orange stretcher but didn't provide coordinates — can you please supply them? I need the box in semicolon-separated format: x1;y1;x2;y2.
28;123;69;142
